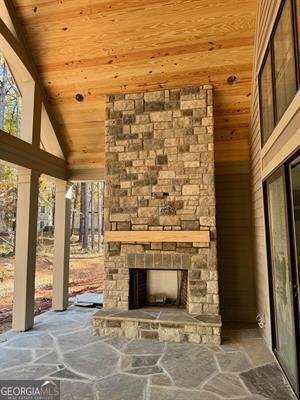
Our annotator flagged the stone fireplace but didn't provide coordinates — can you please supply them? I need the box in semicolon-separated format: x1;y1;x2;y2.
93;85;221;344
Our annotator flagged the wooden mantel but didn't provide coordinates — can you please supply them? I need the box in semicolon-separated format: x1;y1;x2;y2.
105;230;210;243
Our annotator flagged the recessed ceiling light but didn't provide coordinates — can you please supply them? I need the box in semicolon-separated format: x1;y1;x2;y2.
227;75;237;85
75;93;84;102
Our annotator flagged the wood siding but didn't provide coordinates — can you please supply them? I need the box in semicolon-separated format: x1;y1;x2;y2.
249;0;281;345
216;169;256;322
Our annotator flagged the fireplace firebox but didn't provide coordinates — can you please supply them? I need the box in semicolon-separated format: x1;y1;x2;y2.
129;269;188;309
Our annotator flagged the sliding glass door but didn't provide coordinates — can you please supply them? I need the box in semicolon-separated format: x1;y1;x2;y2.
265;154;300;395
289;156;300;317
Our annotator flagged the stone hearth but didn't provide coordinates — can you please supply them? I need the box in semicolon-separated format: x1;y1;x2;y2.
93;308;221;344
93;85;221;344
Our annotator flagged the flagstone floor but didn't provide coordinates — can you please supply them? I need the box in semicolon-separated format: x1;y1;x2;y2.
0;306;297;400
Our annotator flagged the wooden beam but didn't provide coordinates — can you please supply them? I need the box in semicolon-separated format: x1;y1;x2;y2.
214;139;250;163
1;1;68;157
105;230;210;243
0;18;33;76
0;130;66;180
67;168;104;181
215;161;250;175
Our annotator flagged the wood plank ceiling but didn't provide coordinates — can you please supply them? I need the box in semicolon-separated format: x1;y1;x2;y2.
12;0;257;171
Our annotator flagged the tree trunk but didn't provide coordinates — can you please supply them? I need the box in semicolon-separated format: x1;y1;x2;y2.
91;182;95;250
97;183;101;253
98;182;104;253
71;183;79;237
79;183;84;243
82;182;89;250
101;182;104;236
16;92;21;138
0;61;7;130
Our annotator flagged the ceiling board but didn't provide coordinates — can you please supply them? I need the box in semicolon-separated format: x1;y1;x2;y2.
12;0;257;169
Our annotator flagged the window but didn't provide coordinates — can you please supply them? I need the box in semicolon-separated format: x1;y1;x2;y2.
40;221;44;229
0;53;22;137
41;206;45;214
259;0;299;146
260;51;275;143
273;0;297;121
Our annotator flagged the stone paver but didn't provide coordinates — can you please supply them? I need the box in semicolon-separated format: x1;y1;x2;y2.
161;344;217;388
0;365;58;380
60;381;95;400
149;387;221;400
63;341;120;379
203;373;248;398
0;347;33;369
56;326;102;353
6;332;54;349
0;306;297;400
96;374;147;400
123;339;164;355
240;363;296;400
216;351;252;372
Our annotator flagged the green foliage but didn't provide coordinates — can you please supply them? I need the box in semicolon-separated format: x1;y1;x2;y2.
39;177;55;209
0;166;17;231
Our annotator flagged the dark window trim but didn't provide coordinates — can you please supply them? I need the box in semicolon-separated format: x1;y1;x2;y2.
292;0;300;86
259;0;300;147
293;0;300;89
258;46;274;144
263;149;300;397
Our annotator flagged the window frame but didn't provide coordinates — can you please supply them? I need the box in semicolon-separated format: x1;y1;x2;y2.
259;0;300;147
258;46;275;144
292;0;300;84
263;149;300;396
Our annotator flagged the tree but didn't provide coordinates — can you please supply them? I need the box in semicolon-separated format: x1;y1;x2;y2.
0;53;22;137
0;58;7;129
98;181;104;253
0;166;17;253
97;182;101;253
71;183;79;237
82;182;89;250
91;182;95;250
79;183;84;243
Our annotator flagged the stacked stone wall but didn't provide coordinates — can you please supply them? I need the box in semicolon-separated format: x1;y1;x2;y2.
104;85;219;316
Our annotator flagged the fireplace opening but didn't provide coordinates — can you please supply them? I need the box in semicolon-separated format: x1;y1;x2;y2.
129;269;188;309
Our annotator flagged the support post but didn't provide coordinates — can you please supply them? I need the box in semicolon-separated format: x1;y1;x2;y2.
12;168;39;331
52;181;71;311
20;81;41;146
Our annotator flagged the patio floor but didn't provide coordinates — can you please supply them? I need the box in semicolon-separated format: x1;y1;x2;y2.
0;306;296;400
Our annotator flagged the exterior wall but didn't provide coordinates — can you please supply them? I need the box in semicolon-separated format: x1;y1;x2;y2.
38;205;52;232
215;165;256;322
249;0;280;346
249;0;300;345
104;85;220;317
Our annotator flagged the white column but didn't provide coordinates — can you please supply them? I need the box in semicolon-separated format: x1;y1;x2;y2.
12;168;39;331
19;81;41;146
52;181;71;311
